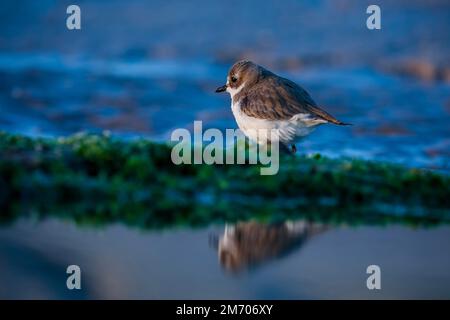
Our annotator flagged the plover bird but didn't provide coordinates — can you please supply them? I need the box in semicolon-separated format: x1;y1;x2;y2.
216;60;350;153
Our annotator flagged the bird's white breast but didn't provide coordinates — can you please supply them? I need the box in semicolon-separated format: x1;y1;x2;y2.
231;99;326;145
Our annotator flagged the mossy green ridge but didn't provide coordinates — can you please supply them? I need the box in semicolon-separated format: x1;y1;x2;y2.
0;131;449;229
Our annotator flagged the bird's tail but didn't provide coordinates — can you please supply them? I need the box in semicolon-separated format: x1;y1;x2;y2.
333;120;352;126
309;105;352;126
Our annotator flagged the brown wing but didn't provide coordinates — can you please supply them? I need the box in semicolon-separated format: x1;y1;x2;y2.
239;76;348;125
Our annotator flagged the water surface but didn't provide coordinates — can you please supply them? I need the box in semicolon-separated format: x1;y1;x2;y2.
1;219;449;299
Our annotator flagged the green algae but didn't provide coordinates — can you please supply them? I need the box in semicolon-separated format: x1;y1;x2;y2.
0;131;449;230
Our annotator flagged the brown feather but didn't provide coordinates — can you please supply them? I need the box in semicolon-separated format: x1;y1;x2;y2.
236;69;350;125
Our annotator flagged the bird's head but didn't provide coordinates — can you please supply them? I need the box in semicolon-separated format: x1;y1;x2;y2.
215;60;262;98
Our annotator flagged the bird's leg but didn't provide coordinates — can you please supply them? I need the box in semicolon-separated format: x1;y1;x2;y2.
279;143;292;155
291;144;297;154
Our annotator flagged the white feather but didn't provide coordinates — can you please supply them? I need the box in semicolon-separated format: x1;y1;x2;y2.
231;99;327;145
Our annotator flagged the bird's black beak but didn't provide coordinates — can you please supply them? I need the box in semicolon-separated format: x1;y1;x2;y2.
215;84;227;93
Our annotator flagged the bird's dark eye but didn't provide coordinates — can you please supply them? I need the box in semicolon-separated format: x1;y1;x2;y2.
231;76;237;83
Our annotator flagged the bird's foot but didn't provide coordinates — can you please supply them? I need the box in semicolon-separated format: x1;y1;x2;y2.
279;143;297;156
279;143;292;155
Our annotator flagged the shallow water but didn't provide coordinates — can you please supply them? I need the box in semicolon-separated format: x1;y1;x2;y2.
1;52;449;171
0;219;449;299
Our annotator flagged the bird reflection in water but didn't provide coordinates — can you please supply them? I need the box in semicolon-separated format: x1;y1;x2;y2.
210;220;328;274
